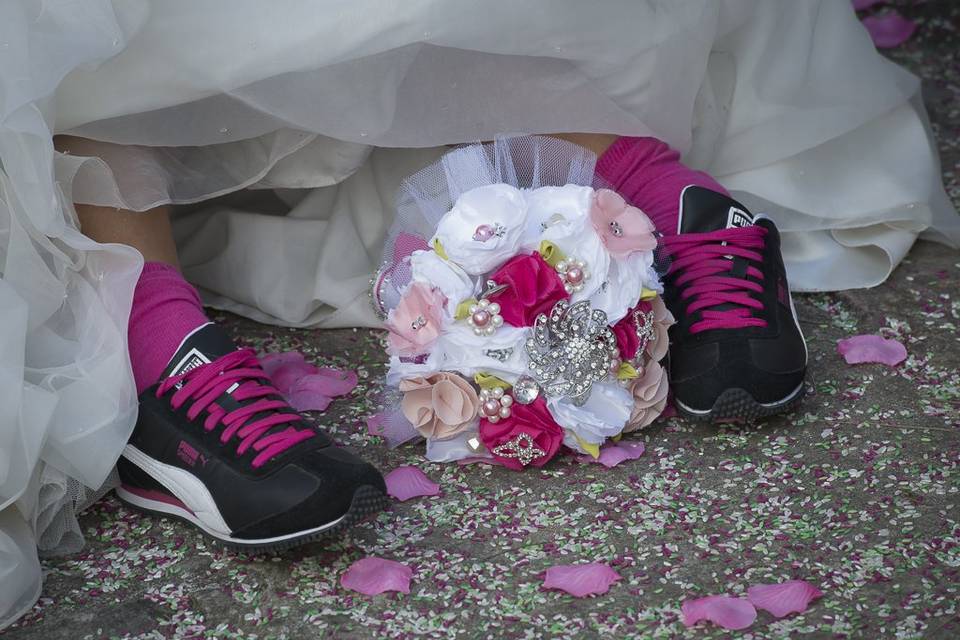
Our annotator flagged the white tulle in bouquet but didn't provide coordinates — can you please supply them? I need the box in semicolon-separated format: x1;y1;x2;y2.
370;136;673;470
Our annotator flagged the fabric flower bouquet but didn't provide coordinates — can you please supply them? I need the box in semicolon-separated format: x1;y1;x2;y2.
370;136;674;469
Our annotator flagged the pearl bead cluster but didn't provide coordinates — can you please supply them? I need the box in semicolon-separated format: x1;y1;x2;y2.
478;386;513;423
467;298;503;336
555;258;590;294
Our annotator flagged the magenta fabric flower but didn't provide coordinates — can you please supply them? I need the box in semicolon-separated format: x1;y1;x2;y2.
386;282;445;357
612;296;674;362
479;397;563;471
487;252;569;327
589;189;657;258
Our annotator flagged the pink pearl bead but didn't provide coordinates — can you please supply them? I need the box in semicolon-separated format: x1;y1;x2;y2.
566;267;583;285
472;310;491;327
483;399;501;417
473;224;495;242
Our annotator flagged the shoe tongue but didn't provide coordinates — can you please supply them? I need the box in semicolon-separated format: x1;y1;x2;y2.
162;322;239;378
677;186;755;235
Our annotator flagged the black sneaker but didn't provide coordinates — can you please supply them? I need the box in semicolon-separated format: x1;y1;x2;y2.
115;323;388;551
661;186;807;422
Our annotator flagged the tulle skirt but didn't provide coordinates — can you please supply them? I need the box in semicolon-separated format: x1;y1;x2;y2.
1;0;956;627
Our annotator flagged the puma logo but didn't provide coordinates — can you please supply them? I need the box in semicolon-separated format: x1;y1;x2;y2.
176;441;207;468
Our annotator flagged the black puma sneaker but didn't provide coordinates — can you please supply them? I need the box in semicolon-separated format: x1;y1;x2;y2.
115;323;388;551
661;186;807;422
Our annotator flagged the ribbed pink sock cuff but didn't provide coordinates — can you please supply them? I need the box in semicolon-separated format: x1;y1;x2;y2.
596;136;729;237
128;262;209;394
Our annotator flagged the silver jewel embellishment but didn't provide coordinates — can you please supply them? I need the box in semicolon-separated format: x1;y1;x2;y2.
491;432;546;466
480;279;509;299
632;308;656;363
555;258;590;294
483;347;514;362
609;220;624;237
472;222;507;242
540;213;567;232
479;387;513;423
467;298;503;337
368;262;390;321
411;315;427;331
525;300;619;406
512;375;540;405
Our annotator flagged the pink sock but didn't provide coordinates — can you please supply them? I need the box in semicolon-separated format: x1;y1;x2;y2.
596;137;729;237
128;262;210;394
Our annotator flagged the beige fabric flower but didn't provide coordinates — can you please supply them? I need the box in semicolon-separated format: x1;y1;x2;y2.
646;295;674;362
400;373;480;439
624;360;669;432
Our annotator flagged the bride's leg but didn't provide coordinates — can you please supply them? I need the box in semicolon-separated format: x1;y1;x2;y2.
54;135;387;548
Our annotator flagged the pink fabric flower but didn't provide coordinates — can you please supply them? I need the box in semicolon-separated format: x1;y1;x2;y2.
612;296;674;362
487;252;569;327
589;189;657;258
479;397;563;471
624;360;669;432
399;373;480;439
386;282;445;357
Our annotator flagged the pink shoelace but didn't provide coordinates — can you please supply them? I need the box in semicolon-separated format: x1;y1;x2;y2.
663;225;769;334
157;349;314;468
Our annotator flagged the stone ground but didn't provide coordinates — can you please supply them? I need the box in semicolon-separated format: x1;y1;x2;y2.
6;2;959;639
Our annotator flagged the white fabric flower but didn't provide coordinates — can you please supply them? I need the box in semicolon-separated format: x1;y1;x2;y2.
432;184;528;275
546;382;632;446
425;427;489;463
520;185;610;304
520;185;595;246
589;249;656;325
409;249;478;319
431;323;530;381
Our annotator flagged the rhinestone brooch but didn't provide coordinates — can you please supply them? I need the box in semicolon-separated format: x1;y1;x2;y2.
491;432;546;466
525;300;620;406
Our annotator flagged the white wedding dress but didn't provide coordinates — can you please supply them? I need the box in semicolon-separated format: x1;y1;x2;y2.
1;0;957;627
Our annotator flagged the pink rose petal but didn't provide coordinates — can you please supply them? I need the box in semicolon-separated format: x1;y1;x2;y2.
747;580;824;618
384;465;441;501
861;12;917;48
577;441;645;468
852;0;884;11
261;351;319;394
681;595;757;630
341;557;412;595
543;563;621;597
298;368;359;398
367;412;387;437
837;334;907;366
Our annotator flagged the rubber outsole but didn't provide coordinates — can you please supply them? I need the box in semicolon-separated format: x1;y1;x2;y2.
116;484;389;553
675;383;806;424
